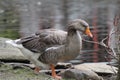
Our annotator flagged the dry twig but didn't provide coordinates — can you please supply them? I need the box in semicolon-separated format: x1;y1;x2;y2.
83;15;120;61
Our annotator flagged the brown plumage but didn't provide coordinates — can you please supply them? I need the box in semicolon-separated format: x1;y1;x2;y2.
20;29;67;53
6;19;93;79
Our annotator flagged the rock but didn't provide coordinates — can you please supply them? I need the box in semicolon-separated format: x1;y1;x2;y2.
56;62;73;69
69;59;83;64
74;63;117;74
0;37;27;61
60;69;103;80
0;63;54;80
7;63;36;69
103;75;116;80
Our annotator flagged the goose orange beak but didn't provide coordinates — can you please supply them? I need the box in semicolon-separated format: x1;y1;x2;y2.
85;27;93;38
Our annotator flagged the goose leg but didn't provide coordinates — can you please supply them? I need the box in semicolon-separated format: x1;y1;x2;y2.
50;64;61;80
34;66;40;74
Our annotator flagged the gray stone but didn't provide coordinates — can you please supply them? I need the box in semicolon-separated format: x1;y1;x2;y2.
60;69;103;80
74;63;117;74
0;37;27;61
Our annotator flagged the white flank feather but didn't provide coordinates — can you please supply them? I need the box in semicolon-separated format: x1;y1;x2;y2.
5;39;48;69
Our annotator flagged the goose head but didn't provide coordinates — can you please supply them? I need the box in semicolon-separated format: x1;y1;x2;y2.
68;19;93;37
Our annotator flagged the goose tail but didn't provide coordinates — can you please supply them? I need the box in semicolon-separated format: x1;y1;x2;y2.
5;39;23;48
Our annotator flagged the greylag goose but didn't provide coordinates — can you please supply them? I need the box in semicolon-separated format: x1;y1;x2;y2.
6;19;93;79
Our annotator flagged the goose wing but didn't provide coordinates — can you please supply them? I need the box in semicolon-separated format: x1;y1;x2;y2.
18;29;67;53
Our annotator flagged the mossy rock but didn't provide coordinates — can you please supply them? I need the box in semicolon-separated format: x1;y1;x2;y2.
0;63;54;80
0;63;75;80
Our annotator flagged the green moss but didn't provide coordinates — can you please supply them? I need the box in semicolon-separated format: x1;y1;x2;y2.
0;64;52;80
0;64;76;80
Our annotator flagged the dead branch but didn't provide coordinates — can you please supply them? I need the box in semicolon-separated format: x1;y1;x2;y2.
82;37;118;60
83;15;120;61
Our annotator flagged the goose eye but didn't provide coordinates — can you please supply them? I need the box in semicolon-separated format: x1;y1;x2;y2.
80;26;85;31
81;23;89;31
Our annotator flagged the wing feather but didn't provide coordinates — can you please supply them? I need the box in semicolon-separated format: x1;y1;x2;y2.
18;29;67;53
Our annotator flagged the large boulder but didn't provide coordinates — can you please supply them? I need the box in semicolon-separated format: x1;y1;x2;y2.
0;37;27;61
74;63;117;74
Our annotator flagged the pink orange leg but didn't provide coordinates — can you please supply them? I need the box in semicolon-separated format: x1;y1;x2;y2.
50;64;61;80
34;66;40;74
